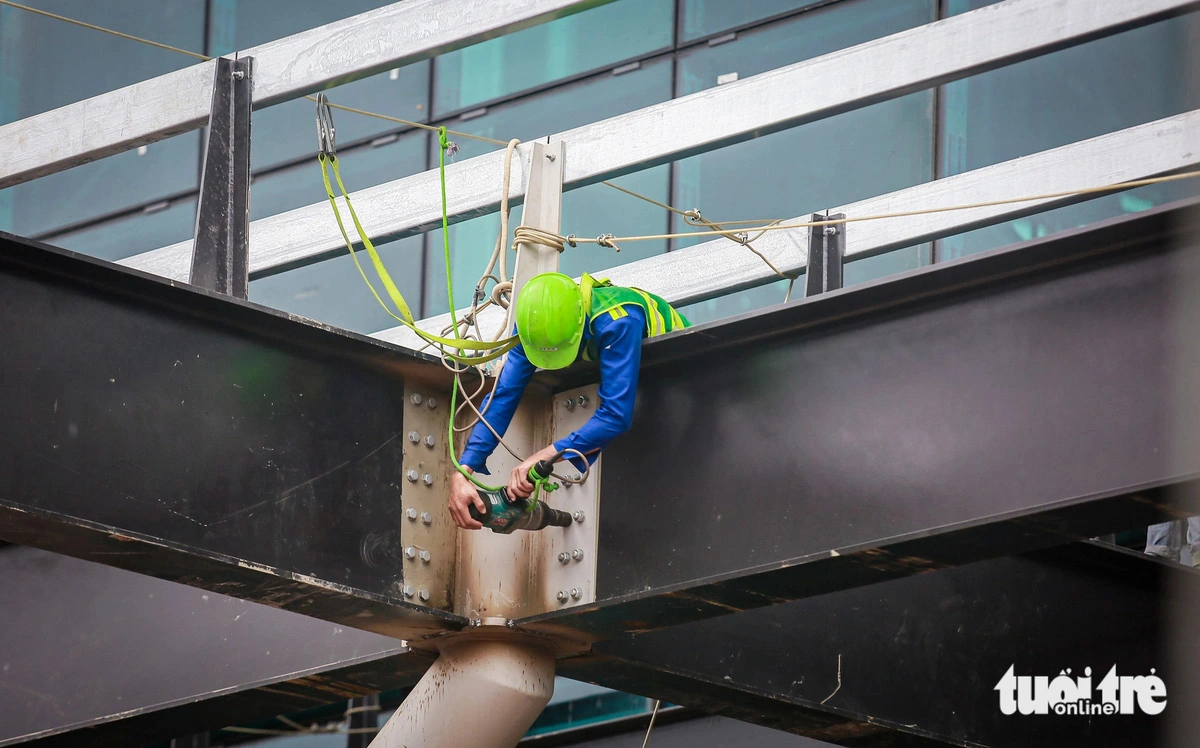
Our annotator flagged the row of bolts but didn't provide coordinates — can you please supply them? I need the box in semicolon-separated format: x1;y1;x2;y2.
402;391;592;605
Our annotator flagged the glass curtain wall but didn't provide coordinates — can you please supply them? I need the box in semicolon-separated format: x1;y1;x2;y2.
5;0;1198;329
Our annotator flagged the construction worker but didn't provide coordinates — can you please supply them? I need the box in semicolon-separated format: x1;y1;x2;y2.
448;271;689;529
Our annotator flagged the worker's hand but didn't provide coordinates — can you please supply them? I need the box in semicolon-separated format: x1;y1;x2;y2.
508;456;539;500
448;468;485;530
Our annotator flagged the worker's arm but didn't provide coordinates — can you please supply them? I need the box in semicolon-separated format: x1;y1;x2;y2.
459;340;538;473
507;308;644;499
449;340;537;530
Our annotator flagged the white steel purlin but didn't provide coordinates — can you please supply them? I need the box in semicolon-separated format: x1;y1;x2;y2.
117;0;1200;283
371;110;1200;350
0;0;615;190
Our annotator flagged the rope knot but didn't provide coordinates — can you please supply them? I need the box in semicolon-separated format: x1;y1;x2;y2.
596;233;620;252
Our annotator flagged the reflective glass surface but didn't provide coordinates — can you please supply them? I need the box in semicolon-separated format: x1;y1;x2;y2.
433;0;673;117
937;3;1200;258
47;198;197;263
423;57;673;318
248;130;427;334
0;0;205;235
674;0;936;322
679;0;825;42
207;0;429;171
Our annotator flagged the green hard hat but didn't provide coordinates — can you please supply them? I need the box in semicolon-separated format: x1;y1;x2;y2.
515;272;585;370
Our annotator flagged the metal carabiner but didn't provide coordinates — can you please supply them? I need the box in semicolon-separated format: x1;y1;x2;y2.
315;92;337;156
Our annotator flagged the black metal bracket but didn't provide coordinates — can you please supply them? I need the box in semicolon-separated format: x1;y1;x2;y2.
190;56;253;299
805;212;845;297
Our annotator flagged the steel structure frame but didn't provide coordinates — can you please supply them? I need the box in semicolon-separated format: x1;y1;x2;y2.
3;1;1200;745
115;0;1200;283
0;0;616;190
377;111;1200;349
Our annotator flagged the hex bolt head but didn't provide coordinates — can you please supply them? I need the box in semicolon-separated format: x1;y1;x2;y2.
422;473;434;486
420;511;433;525
506;619;517;629
418;589;430;601
408;430;421;444
409;393;423;406
404;546;417;560
575;395;589;408
562;398;575;410
572;549;585;562
426;397;438;410
406;469;419;482
570;587;582;600
556;590;568;602
402;585;415;598
470;618;482;627
419;550;431;563
573;510;586;523
424;434;436;448
557;551;571;564
405;507;418;521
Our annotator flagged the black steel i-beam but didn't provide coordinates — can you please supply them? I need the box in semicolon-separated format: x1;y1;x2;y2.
527;199;1200;640
0;231;463;639
561;542;1199;748
0;545;429;748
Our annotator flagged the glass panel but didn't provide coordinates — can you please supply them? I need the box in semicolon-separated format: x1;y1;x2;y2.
46;198;197;263
679;0;825;42
937;6;1200;259
208;0;429;171
249;129;427;221
423;57;673;318
432;0;673;117
248;130;427;334
673;0;936;323
0;0;204;236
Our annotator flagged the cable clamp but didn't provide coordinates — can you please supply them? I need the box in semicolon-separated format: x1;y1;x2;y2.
684;207;703;223
596;233;620;252
315;93;336;157
565;234;578;248
733;231;749;245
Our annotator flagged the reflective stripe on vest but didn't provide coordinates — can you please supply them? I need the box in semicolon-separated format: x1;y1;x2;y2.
579;273;689;360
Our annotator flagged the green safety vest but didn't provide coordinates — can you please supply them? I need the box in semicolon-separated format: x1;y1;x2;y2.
579;273;690;360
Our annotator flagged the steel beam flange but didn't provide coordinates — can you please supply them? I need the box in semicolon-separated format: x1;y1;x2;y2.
544;384;601;610
401;382;455;610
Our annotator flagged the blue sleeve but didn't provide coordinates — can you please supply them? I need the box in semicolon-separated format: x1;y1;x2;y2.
459;340;537;474
553;308;643;471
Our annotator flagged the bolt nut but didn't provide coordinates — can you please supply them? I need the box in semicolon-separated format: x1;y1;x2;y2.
426;397;438;410
562;398;575;410
506;619;517;629
575;395;589;408
408;430;421;443
419;550;432;563
557;551;571;564
418;589;430;601
405;507;418;521
573;510;586;523
424;434;436;448
409;393;423;406
570;587;582;600
572;549;585;562
403;585;415;598
406;469;419;482
823;225;838;236
470;618;482;627
422;473;434;486
420;511;433;525
404;546;417;560
556;590;568;602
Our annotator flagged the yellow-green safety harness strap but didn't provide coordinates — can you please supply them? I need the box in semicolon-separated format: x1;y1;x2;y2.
318;153;517;364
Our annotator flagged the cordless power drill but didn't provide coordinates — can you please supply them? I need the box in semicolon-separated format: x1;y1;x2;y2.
468;459;573;534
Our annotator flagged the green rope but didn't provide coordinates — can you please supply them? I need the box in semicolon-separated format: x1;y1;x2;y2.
439;127;461;341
